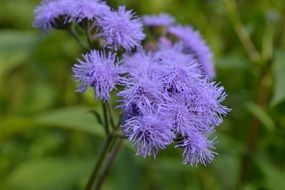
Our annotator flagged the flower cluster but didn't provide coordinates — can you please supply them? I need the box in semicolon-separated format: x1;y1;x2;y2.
34;0;230;166
119;47;229;165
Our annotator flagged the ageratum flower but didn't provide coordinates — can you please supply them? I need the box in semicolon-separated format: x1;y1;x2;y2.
120;47;229;164
68;0;110;22
97;6;145;50
33;0;70;31
153;48;201;96
168;25;216;80
143;13;175;27
33;0;110;31
72;50;120;101
122;49;152;76
123;110;175;157
158;37;172;48
118;72;166;117
176;130;216;166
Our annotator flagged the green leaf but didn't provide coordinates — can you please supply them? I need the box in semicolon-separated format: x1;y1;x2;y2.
246;102;275;132
34;106;105;136
271;50;285;106
0;31;38;79
256;157;285;190
0;107;105;141
6;158;93;190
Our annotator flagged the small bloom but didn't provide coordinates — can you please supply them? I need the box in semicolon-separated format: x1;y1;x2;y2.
33;0;70;31
122;49;152;76
158;37;172;48
123;111;175;157
168;25;216;79
118;73;165;117
193;82;230;129
72;50;120;101
161;96;204;137
97;6;145;50
153;49;202;96
68;0;110;22
176;130;216;166
143;13;175;27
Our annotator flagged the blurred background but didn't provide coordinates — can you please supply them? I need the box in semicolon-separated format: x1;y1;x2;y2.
1;0;285;189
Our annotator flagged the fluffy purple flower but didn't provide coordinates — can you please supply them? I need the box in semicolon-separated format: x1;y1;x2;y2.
193;82;230;129
123;111;175;157
168;25;216;79
122;49;152;76
68;0;110;22
176;130;216;166
72;50;120;101
153;48;202;96
158;37;172;48
119;47;229;164
118;73;166;117
33;0;110;31
143;13;175;27
97;6;145;50
33;0;70;31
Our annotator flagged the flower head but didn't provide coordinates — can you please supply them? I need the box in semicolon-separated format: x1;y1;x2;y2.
153;48;201;96
176;130;216;166
143;13;175;27
168;25;215;79
68;0;110;22
123;111;175;157
72;50;120;101
97;6;145;50
118;73;166;118
33;0;110;31
33;0;70;31
122;49;152;76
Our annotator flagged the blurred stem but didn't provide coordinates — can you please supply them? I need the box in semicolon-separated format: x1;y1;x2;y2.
95;139;123;190
85;136;112;190
82;22;124;190
106;102;115;129
238;3;285;185
102;102;110;135
225;0;261;64
238;67;271;187
68;26;88;50
85;28;93;49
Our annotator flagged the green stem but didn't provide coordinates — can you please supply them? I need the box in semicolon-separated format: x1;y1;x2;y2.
225;0;261;64
95;139;123;190
102;102;110;135
106;102;115;129
85;28;93;48
68;26;88;50
85;137;112;190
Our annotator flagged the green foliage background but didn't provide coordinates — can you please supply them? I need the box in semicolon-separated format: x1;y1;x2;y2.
1;0;285;189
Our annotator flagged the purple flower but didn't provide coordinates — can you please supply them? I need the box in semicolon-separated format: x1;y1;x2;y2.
97;6;145;50
176;130;216;166
122;49;152;76
158;37;172;48
193;82;230;129
33;0;70;31
153;48;202;96
72;50;120;101
143;13;175;27
118;73;166;117
68;0;110;22
119;47;229;164
33;0;110;31
168;25;216;79
123;110;175;157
